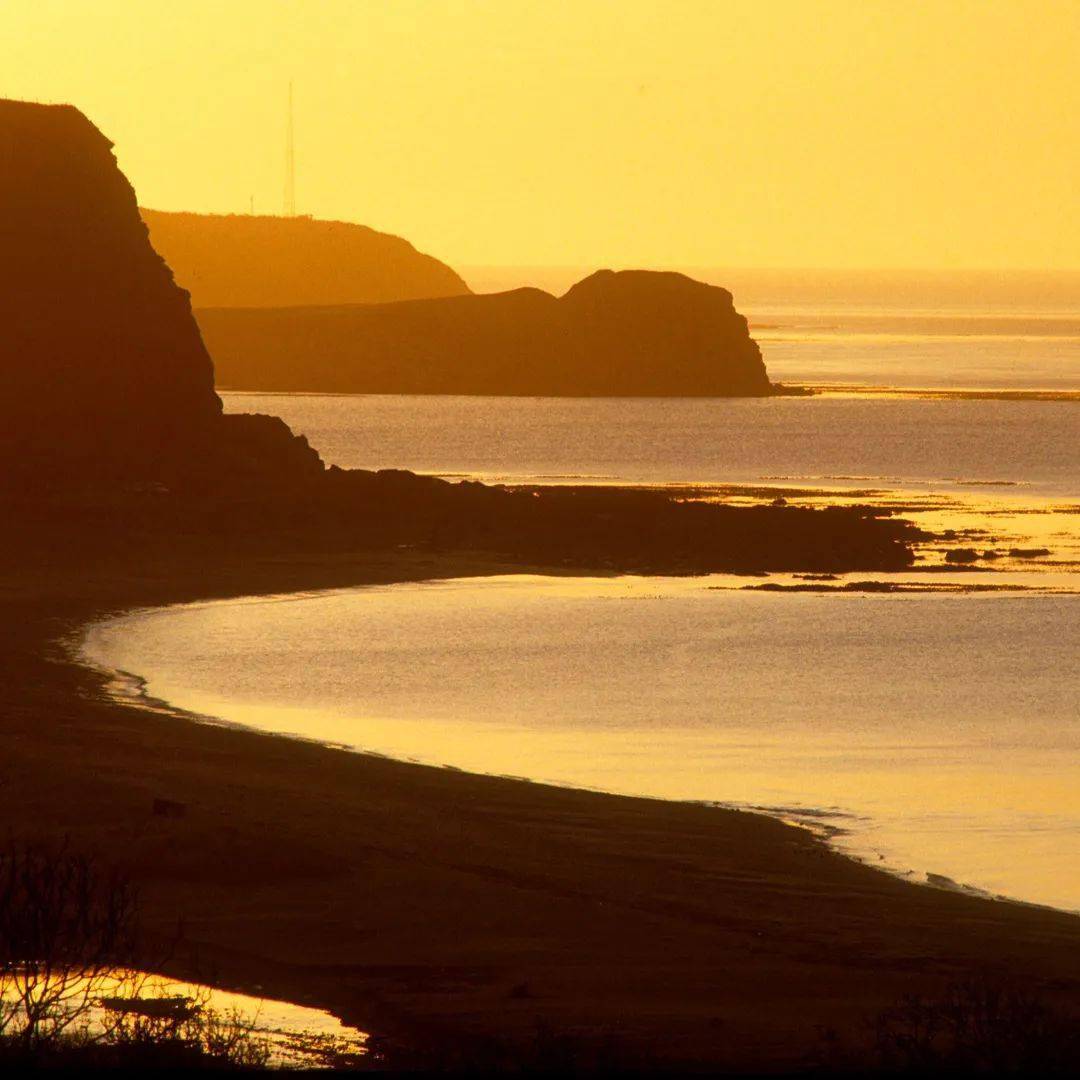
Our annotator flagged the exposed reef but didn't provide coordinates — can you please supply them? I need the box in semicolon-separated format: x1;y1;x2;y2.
199;269;787;396
140;208;471;307
739;580;1041;594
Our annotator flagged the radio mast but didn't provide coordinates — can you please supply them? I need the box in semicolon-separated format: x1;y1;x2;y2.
283;81;296;216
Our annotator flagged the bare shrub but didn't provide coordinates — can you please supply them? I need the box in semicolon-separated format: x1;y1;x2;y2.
873;976;1080;1073
0;840;271;1068
98;988;271;1069
0;839;137;1051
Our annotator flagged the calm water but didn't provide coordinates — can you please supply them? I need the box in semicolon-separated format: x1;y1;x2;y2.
123;301;1080;914
223;393;1079;499
461;265;1080;389
221;274;1080;491
1;969;366;1067
83;576;1080;911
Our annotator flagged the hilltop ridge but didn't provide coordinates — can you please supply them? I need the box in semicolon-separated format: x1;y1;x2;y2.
140;208;471;308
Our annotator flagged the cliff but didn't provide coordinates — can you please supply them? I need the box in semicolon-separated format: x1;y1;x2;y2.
200;269;777;396
140;209;471;308
1;97;909;574
0;99;321;494
0;100;221;489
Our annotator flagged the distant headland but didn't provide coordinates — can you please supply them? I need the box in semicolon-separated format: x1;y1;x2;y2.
0;96;895;574
201;269;793;396
140;208;471;308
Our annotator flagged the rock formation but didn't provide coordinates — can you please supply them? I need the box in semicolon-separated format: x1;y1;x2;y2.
0;97;910;574
0;100;220;489
0;99;320;494
200;269;779;396
140;209;470;308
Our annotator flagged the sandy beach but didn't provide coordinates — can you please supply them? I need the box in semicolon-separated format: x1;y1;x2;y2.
4;533;1079;1071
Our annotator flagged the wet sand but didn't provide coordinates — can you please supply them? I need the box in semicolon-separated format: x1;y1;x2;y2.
4;537;1080;1070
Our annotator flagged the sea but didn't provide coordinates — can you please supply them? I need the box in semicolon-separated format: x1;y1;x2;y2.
82;269;1079;911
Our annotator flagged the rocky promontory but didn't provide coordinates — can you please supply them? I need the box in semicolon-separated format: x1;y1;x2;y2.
201;269;781;396
1;97;906;574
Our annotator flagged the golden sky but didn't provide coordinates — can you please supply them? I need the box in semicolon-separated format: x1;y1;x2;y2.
4;0;1078;269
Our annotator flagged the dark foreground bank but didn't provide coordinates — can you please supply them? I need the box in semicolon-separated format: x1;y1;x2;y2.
2;527;1079;1072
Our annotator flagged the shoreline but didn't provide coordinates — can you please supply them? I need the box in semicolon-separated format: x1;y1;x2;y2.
5;542;1080;1068
78;576;1080;919
220;384;1080;400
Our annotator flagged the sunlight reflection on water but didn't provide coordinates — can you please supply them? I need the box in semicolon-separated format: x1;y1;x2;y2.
0;969;367;1068
83;568;1080;913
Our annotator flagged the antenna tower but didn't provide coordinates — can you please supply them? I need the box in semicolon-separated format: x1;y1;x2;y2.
283;82;296;216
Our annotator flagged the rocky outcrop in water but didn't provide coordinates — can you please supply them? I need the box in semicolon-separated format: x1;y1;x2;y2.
141;209;471;308
200;269;779;396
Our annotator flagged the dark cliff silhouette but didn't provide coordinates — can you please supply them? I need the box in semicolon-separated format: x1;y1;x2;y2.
141;209;470;308
0;100;321;494
1;98;909;573
0;101;219;486
200;270;779;396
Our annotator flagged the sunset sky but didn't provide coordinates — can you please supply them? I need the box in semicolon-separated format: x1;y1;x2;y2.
4;0;1078;269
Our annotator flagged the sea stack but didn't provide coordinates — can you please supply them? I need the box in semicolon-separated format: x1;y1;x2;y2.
0;99;321;494
199;269;779;396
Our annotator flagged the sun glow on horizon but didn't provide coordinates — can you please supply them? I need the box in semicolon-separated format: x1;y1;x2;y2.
3;0;1078;270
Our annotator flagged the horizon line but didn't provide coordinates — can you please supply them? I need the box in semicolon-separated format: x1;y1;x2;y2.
457;263;1080;274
